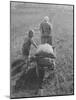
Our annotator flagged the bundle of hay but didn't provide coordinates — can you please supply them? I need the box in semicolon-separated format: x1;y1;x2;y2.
35;43;56;58
34;43;56;67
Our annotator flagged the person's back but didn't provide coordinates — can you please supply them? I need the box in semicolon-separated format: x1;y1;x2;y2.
40;22;52;36
40;16;52;45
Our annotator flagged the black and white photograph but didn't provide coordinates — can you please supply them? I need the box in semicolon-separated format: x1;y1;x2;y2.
10;1;74;98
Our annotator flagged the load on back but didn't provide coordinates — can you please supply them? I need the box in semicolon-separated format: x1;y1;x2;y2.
35;43;56;59
31;43;56;68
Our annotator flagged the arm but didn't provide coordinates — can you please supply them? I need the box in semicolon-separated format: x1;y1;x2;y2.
40;23;43;34
49;23;52;35
31;39;37;48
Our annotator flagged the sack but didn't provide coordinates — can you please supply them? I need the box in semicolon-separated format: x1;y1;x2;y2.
37;57;55;67
35;43;56;59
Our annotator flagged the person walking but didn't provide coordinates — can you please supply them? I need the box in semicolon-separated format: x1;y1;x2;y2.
40;16;52;45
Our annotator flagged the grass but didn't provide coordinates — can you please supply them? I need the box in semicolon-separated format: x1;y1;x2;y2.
10;2;74;98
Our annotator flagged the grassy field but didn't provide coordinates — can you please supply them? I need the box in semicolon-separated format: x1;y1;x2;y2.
10;2;74;98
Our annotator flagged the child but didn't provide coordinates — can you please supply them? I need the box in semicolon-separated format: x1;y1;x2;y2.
22;29;37;67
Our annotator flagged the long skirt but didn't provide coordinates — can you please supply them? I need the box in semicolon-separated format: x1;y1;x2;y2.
41;36;52;45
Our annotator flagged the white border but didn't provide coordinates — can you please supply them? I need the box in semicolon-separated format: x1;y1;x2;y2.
0;0;75;100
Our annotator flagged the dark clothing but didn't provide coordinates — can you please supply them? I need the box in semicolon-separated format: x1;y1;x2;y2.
22;37;37;58
40;22;52;36
22;38;31;57
40;21;52;45
41;35;52;45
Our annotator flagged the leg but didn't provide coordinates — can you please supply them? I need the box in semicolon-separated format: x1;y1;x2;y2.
47;36;52;45
22;55;29;72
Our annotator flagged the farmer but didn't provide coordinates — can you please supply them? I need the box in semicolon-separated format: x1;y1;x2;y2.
40;16;52;45
22;29;37;66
